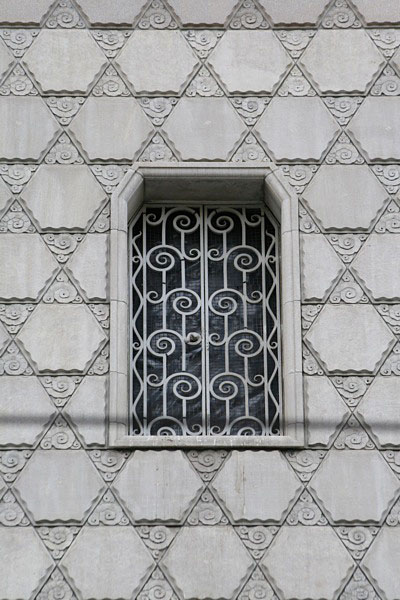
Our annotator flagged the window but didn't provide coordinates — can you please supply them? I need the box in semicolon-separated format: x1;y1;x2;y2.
109;163;304;447
130;203;281;437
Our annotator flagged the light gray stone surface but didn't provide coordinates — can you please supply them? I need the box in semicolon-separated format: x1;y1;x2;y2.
351;0;400;24
362;527;400;600
161;526;254;600
305;305;395;374
0;38;14;81
302;166;389;231
75;0;148;25
254;97;340;162
310;450;400;523
347;98;400;162
0;0;53;24
166;0;241;26
261;526;354;599
305;376;349;447
0;97;59;160
211;450;302;523
64;376;107;446
21;165;106;231
356;377;400;447
61;526;154;600
113;450;203;523
0;322;9;353
69;97;153;161
23;30;107;94
66;234;108;301
301;234;344;301
351;235;400;301
259;0;330;24
14;449;105;523
299;30;385;94
207;31;292;94
17;304;107;373
162;97;247;160
0;527;54;600
116;30;199;95
0;234;58;301
0;177;12;216
1;5;400;599
0;376;56;447
391;47;400;75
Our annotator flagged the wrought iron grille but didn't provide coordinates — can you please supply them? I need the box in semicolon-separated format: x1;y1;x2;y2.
129;204;281;437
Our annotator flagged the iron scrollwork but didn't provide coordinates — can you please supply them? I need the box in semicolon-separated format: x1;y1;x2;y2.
129;205;281;436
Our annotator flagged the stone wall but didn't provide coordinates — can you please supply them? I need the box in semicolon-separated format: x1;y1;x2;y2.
1;1;400;599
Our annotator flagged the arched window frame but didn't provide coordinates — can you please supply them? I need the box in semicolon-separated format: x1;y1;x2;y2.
109;162;304;448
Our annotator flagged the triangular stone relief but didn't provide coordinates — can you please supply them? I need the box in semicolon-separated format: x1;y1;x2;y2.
90;165;129;194
321;0;362;29
137;525;178;560
336;529;379;561
0;29;39;58
186;489;229;526
87;490;130;526
44;133;85;165
371;65;400;96
0;164;37;194
302;305;323;332
374;200;400;233
0;489;30;526
339;568;380;599
238;567;277;600
376;304;400;335
0;64;39;96
0;303;35;335
229;0;269;29
0;341;33;376
138;0;178;30
380;343;400;376
286;490;328;526
183;30;224;59
91;30;131;58
0;449;32;483
186;449;228;482
231;134;269;163
42;271;83;305
43;232;84;264
230;97;269;125
45;0;86;29
278;66;316;97
236;527;278;560
92;65;131;97
46;96;85;125
275;30;316;59
37;569;78;600
0;201;36;234
323;96;363;126
330;376;372;409
40;415;81;450
285;449;327;482
328;232;368;264
329;271;369;304
139;133;178;163
325;133;365;165
281;164;318;195
185;66;224;97
137;568;178;600
87;342;109;376
334;415;375;450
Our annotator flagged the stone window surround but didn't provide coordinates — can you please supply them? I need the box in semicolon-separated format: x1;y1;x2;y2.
109;162;304;448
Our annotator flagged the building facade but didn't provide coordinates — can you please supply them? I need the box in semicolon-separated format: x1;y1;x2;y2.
1;0;400;599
